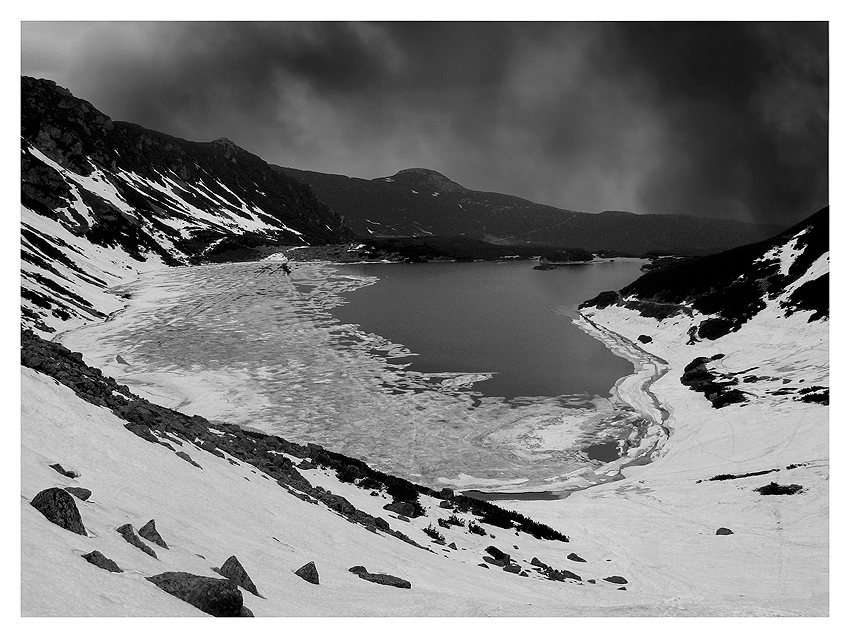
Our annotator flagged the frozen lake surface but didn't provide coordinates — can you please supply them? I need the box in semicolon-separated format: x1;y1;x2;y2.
63;259;648;492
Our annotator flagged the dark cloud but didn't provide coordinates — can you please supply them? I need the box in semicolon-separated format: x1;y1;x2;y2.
21;21;828;225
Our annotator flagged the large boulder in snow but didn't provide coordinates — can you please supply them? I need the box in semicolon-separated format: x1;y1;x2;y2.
214;555;261;597
30;487;86;535
139;519;169;549
295;561;320;585
64;486;92;501
116;523;158;559
349;566;411;589
48;463;79;478
146;572;244;617
715;527;734;535
82;550;122;573
566;552;587;562
603;575;628;584
383;500;420;518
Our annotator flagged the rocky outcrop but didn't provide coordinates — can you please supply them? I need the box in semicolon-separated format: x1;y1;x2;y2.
30;487;86;535
214;555;261;598
116;523;158;559
715;527;734;535
603;575;629;584
175;451;203;469
82;550;122;573
146;572;245;617
139;519;169;549
566;552;587;563
294;561;320;585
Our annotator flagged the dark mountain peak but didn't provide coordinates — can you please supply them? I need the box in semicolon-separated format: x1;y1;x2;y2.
382;168;466;193
211;137;241;152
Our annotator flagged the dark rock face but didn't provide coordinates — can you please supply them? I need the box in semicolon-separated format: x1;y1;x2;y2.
30;487;86;535
215;555;261;597
146;572;244;617
295;561;320;585
603;575;629;584
82;550;122;573
349;566;411;589
48;463;79;478
566;552;587;563
64;486;92;501
116;523;158;558
139;519;169;549
715;527;734;535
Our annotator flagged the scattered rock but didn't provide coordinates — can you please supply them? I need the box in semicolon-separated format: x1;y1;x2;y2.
139;519;169;549
754;482;803;495
567;552;587;562
146;572;244;617
215;555;261;597
617;586;627;591
448;542;457;550
349;565;411;588
48;463;78;478
587;579;596;584
438;500;453;509
295;561;320;585
64;486;92;501
348;565;368;574
520;571;529;577
637;335;653;344
530;557;548;569
478;563;489;569
503;564;522;574
175;451;202;469
374;517;390;531
116;523;157;558
82;550;122;573
715;527;734;535
30;487;86;535
603;575;628;585
397;514;410;522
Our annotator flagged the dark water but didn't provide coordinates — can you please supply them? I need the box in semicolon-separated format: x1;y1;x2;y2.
331;260;644;399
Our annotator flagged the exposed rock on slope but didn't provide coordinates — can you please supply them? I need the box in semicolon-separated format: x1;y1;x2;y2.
21;76;354;335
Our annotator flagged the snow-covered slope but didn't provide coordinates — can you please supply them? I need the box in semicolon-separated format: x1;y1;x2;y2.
507;209;829;614
21;76;353;336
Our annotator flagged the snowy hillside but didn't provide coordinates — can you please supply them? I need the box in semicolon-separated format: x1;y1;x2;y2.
21;76;353;335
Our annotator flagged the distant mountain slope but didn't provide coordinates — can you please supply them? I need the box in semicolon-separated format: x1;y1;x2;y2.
276;166;785;255
21;76;354;334
582;206;829;342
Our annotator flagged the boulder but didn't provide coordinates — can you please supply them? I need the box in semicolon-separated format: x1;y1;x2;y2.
383;500;420;518
64;486;92;501
348;565;368;575
295;561;320;585
374;517;390;531
566;552;587;562
214;555;261;597
48;463;79;478
175;451;202;469
297;459;316;470
438;487;454;499
438;500;453;509
82;550;122;573
530;557;548;569
503;564;522;574
485;546;510;561
603;575;628;585
349;565;412;588
30;487;86;535
448;542;457;550
146;572;244;617
715;527;734;535
139;519;169;549
116;523;157;559
239;606;254;617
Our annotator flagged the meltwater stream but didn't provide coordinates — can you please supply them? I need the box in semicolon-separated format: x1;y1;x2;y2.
63;258;647;492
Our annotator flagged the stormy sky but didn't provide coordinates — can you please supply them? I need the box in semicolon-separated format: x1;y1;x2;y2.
21;21;828;226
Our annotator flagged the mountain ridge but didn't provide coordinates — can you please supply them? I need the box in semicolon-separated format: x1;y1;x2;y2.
276;165;787;254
